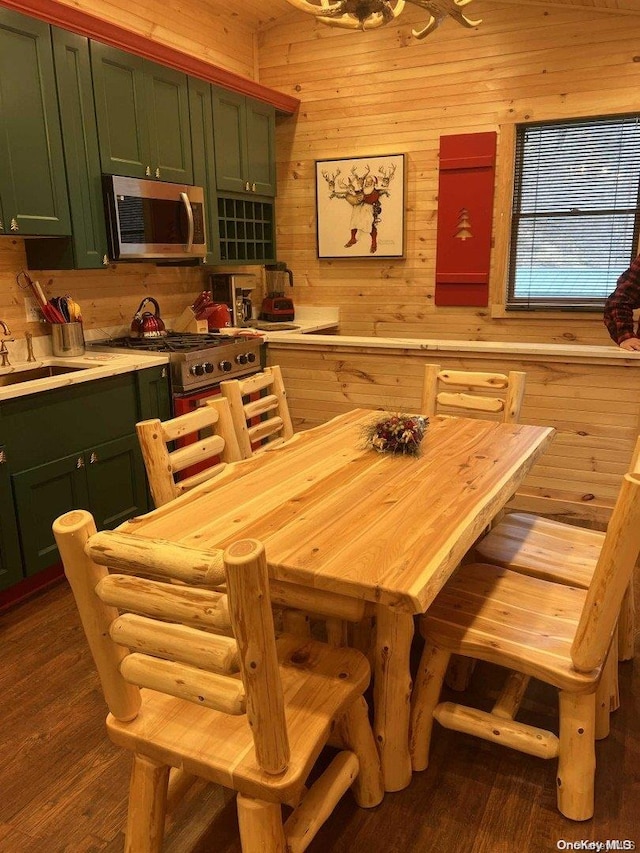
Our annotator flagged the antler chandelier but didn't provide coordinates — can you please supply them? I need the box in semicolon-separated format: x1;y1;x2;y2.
284;0;481;40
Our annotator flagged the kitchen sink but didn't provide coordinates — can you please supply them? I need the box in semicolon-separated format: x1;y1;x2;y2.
0;364;89;386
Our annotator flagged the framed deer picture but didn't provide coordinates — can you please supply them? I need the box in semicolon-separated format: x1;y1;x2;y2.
315;153;406;259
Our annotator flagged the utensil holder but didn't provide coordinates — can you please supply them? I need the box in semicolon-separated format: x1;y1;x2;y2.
51;322;85;357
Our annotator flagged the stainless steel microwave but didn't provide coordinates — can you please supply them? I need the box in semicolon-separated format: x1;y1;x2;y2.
103;175;207;261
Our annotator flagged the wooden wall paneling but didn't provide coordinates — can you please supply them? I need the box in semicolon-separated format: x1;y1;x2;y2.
260;2;640;346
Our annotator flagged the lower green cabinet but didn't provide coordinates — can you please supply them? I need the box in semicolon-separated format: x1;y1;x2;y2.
0;446;23;591
13;435;147;577
0;365;170;588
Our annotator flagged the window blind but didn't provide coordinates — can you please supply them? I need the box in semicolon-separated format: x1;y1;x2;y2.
507;114;640;310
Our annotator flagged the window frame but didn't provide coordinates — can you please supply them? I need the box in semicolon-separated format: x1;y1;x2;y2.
491;116;640;317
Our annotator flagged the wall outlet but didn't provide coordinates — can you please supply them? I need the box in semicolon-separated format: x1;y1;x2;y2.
24;296;41;323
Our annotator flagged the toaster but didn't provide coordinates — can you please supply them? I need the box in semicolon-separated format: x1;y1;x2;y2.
261;295;295;322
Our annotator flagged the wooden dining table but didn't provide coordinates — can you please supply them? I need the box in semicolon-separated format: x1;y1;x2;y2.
120;408;555;792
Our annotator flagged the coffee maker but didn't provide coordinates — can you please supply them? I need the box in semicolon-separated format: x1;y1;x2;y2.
209;272;255;327
262;262;295;322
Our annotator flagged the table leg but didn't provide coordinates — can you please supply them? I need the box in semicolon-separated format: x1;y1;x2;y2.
373;605;414;792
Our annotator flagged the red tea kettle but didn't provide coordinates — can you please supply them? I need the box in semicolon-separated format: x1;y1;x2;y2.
130;297;167;338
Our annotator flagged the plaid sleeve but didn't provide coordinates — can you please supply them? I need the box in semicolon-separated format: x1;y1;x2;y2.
603;255;640;344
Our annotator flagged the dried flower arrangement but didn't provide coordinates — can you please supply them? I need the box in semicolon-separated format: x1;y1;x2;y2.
364;413;429;456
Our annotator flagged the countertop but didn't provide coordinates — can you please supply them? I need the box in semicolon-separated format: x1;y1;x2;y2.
0;351;168;402
265;332;640;362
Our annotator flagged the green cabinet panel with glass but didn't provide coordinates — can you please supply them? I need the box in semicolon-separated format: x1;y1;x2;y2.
0;8;71;237
91;41;193;184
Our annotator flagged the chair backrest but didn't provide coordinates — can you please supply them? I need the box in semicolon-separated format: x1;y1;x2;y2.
136;396;242;508
420;363;526;423
219;364;294;459
572;469;640;672
52;510;290;775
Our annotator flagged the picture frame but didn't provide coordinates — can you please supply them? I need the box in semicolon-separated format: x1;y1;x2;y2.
315;153;406;259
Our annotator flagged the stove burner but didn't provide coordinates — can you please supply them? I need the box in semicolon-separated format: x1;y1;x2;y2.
89;333;236;353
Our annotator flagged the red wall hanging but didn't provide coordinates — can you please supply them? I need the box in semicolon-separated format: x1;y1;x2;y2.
434;131;497;307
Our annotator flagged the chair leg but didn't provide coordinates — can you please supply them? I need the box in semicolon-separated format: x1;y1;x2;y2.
557;691;596;821
595;641;618;740
409;644;451;772
618;582;635;661
237;793;286;853
337;696;384;808
325;617;347;647
124;754;170;853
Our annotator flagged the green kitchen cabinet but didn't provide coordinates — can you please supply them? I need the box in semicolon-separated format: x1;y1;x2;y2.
188;77;221;265
13;435;146;577
135;364;172;422
0;445;23;592
26;28;109;270
0;366;170;582
212;88;276;197
0;8;71;236
91;41;193;184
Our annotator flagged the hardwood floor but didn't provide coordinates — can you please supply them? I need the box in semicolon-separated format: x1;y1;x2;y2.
2;579;639;853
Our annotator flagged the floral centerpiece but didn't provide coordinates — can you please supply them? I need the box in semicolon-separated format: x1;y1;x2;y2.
363;413;429;456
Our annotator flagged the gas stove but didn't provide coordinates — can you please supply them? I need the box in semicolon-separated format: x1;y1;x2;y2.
88;332;263;393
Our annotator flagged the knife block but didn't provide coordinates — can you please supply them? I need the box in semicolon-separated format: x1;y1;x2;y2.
173;307;208;334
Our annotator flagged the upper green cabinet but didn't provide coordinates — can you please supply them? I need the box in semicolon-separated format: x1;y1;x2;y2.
212;88;276;197
0;8;71;236
91;42;193;184
26;28;109;270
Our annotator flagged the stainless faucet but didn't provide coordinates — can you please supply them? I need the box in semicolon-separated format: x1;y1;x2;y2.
0;320;13;367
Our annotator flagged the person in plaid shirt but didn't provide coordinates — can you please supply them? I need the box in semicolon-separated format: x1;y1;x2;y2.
603;254;640;351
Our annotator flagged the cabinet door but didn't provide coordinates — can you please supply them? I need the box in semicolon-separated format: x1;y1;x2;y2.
0;447;23;592
136;365;171;422
212;88;247;194
188;77;220;264
85;435;148;529
0;8;71;236
26;28;109;270
91;42;150;178
245;99;276;197
145;62;193;184
13;453;90;577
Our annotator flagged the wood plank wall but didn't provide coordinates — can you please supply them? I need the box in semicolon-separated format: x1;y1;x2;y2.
257;1;640;345
269;341;640;525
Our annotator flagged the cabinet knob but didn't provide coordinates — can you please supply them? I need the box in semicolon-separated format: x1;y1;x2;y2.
76;456;85;468
155;168;160;179
103;254;109;266
10;218;19;232
0;450;6;464
0;220;4;232
161;367;167;379
89;452;98;464
145;165;151;176
244;181;250;192
251;183;257;193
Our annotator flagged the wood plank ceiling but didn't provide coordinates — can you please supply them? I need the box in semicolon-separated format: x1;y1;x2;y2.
225;0;640;32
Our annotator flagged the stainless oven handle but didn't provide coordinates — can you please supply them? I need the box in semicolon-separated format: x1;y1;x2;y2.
180;192;194;251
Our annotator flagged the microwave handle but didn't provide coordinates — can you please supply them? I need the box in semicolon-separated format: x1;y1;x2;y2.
180;192;194;251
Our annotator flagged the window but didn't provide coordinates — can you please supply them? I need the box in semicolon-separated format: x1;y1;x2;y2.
507;114;640;310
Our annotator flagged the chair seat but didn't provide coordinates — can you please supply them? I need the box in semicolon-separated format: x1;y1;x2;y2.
475;512;604;588
422;562;598;692
107;634;370;806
